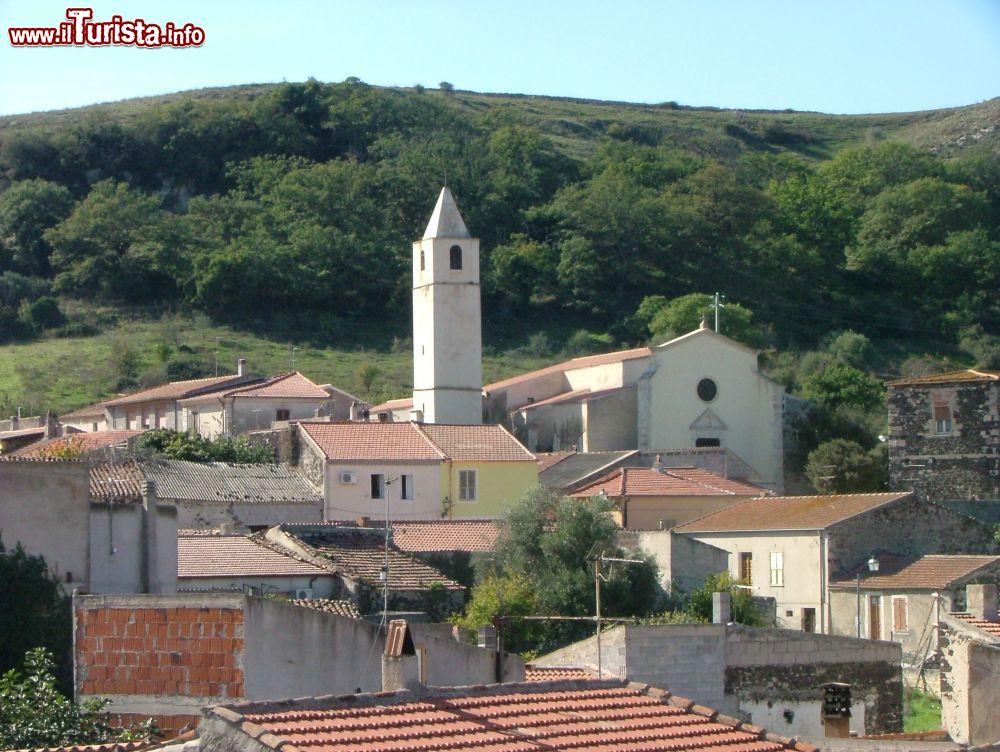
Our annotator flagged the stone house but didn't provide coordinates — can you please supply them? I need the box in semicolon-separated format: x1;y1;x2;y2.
828;553;1000;665
673;491;1000;634
296;421;537;520
887;368;999;502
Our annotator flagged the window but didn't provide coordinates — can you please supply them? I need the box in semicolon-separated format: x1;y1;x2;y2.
769;552;784;587
370;473;385;500
449;244;463;270
459;470;477;501
419;250;425;271
892;596;908;632
697;378;718;402
695;437;721;448
933;404;952;435
739;552;753;585
401;474;414;500
275;408;290;422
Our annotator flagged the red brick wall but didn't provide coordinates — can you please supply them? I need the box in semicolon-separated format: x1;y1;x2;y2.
76;605;245;713
112;712;202;740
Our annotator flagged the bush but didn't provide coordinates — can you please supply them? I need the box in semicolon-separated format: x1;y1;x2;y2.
805;438;887;494
19;296;66;330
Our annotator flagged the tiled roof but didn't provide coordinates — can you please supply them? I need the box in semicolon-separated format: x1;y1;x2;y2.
675;492;911;533
300;422;444;461
211;680;816;752
418;424;535;462
285;527;463;591
524;665;596;681
572;466;765;498
59;401;107;420
177;534;330;578
91;461;146;501
218;372;330;400
369;397;415;413
536;452;572;473
950;612;1000;639
391;520;499;553
290;598;361;619
486;347;652;391
887;369;1000;386
11;430;143;458
7;742;155;752
518;386;632;412
143;459;321;504
102;374;260;407
831;554;1000;590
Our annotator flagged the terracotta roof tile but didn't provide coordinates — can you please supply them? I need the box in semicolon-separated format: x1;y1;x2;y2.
390;520;499;553
369;397;415;413
177;534;330;578
8;742;155;752
486;347;652;391
887;369;1000;386
213;372;329;400
524;665;596;681
950;612;1000;638
572;466;765;498
102;374;260;407
300;422;445;461
418;424;534;462
90;461;146;502
12;430;143;458
215;680;801;752
675;492;911;533
58;401;108;420
290;598;361;619
831;554;1000;589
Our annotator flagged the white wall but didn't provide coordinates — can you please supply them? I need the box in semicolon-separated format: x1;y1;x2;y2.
324;461;442;520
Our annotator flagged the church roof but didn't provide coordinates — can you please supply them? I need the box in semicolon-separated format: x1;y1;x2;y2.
422;186;470;239
571;466;765;498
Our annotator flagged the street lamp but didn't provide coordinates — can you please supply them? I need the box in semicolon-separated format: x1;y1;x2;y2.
856;554;880;638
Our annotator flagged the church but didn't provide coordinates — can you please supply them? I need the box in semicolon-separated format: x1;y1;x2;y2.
377;188;786;493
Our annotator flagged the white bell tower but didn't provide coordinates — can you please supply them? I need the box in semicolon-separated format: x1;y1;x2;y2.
411;187;482;425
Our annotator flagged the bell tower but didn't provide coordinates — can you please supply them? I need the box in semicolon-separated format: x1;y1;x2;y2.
411;187;482;424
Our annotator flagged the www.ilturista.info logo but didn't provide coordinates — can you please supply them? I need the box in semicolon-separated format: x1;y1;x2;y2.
9;8;205;47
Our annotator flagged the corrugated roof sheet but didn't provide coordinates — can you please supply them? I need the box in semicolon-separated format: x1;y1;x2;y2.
539;450;638;490
143;459;321;504
888;369;1000;386
212;680;816;752
831;554;1000;590
675;492;911;533
572;466;765;498
178;534;330;578
102;374;260;406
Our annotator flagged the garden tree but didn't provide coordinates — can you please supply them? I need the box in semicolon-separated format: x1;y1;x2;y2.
800;362;885;413
805;438;887;494
0;647;153;750
639;292;764;348
452;575;542;655
685;572;765;626
0;179;75;276
467;487;659;654
0;537;73;695
134;429;274;463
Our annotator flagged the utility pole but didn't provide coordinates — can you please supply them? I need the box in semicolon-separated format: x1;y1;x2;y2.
382;477;398;623
593;553;645;677
712;292;725;333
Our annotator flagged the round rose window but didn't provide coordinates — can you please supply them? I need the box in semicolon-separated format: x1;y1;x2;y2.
697;378;717;402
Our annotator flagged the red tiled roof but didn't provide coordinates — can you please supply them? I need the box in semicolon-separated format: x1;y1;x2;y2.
418;424;535;462
11;430;143;458
486;347;652;391
391;520;499;552
102;374;259;407
572;466;765;498
59;401;108;420
888;369;1000;386
300;422;445;461
8;742;154;752
90;461;146;501
290;598;361;619
675;492;911;533
524;665;596;681
950;612;1000;638
221;372;330;400
212;680;816;752
369;397;414;413
177;534;330;578
831;554;1000;590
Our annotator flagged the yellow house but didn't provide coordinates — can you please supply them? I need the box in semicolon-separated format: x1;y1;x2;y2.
298;421;537;521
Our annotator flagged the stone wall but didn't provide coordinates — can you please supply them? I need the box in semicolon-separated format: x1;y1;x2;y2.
939;612;1000;746
888;380;999;502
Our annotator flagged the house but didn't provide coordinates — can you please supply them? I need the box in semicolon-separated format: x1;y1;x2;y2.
570;460;766;530
0;459;176;594
102;361;261;432
176;371;334;438
296;421;537;520
58;401;109;432
673;492;1000;634
141;458;323;530
829;553;1000;664
198;675;819;752
887;368;999;503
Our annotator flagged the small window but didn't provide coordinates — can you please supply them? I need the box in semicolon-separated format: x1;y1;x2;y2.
695;437;721;448
401;474;414;500
892;596;908;632
275;408;290;422
449;244;463;270
459;469;477;501
739;552;753;585
933;404;952;435
769;552;784;587
697;378;718;402
419;250;425;271
370;473;385;500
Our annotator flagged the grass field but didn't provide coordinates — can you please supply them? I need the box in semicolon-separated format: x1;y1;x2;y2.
903;689;942;733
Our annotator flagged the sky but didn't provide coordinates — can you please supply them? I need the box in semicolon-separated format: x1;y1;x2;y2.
0;0;997;117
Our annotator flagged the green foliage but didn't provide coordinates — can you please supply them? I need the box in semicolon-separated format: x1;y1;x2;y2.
644;293;764;347
0;647;154;750
685;572;765;626
0;538;72;696
19;295;66;331
0;179;75;276
805;439;887;494
452;574;541;651
903;688;942;733
135;428;274;463
800;362;885;413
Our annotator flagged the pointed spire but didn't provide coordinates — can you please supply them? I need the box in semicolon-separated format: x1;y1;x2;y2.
422;187;470;239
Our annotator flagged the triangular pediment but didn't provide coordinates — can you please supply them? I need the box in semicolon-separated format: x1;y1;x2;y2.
690;408;727;431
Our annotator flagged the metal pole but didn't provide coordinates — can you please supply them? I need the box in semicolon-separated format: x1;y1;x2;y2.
595;558;602;677
856;571;861;638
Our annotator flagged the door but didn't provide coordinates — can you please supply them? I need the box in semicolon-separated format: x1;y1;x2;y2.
801;608;816;633
868;595;881;640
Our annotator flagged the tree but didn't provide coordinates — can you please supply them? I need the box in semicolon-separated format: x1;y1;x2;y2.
800;362;885;413
643;292;764;348
134;429;274;463
805;439;887;494
439;81;455;95
685;572;765;626
0;179;75;276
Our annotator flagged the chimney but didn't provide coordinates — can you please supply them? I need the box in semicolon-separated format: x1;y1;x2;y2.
966;584;998;622
713;591;731;624
382;620;421;692
237;358;247;377
653;453;663;472
410;409;424;423
44;411;58;439
349;401;359;421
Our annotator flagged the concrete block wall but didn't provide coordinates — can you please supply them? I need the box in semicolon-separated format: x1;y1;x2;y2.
625;624;730;711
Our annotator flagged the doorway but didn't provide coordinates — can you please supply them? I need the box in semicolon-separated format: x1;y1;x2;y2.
868;595;881;640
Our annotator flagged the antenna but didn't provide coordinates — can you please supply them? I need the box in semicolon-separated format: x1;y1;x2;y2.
593;553;645;677
712;292;726;333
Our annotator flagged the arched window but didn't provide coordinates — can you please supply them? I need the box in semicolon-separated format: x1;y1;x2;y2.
419;250;425;271
449;244;462;270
